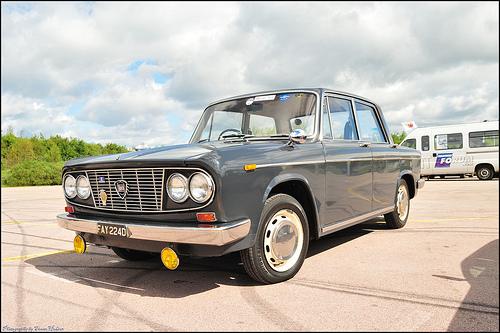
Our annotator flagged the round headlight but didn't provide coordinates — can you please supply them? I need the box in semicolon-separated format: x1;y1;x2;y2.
189;172;213;203
63;175;76;198
167;173;188;203
76;175;91;199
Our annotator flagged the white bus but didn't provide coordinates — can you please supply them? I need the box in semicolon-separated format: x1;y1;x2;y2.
400;120;499;180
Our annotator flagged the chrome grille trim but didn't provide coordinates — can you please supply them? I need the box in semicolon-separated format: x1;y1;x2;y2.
87;168;165;212
64;167;215;213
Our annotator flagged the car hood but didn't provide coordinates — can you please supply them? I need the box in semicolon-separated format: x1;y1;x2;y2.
64;143;219;167
62;138;308;173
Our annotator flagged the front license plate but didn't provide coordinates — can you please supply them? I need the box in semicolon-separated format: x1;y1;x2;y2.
97;223;128;237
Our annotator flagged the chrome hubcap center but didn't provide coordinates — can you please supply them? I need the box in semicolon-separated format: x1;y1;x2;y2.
263;209;304;272
397;185;409;221
271;221;298;261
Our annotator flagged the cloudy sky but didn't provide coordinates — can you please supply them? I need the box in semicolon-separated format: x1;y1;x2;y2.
1;1;498;149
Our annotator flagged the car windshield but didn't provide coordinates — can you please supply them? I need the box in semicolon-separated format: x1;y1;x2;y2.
190;92;317;143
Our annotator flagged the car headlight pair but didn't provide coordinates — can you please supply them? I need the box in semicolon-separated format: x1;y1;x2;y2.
63;175;91;200
167;172;213;204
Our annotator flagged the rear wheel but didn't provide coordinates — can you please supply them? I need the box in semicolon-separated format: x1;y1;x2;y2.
477;165;494;180
241;194;309;284
384;179;410;229
111;247;154;261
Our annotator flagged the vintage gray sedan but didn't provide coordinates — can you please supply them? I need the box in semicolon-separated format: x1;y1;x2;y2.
57;88;424;284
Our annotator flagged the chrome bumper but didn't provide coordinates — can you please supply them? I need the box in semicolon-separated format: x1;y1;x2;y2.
56;213;251;246
417;179;425;189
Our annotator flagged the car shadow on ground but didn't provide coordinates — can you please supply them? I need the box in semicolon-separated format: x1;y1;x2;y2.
25;218;388;298
447;239;499;332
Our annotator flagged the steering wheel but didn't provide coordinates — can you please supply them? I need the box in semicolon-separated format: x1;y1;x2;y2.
218;128;242;140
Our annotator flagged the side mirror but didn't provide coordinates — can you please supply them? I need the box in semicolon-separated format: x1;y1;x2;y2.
286;129;307;146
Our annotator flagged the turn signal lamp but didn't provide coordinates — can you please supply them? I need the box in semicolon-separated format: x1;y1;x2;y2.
244;164;257;171
197;212;216;222
65;206;74;213
161;247;179;270
74;235;86;254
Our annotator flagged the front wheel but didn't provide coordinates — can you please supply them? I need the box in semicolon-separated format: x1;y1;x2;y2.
241;194;309;284
384;179;410;229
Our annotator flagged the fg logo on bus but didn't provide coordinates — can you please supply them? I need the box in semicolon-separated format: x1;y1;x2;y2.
435;153;453;168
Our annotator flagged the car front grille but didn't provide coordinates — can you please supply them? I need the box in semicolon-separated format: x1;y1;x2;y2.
87;168;165;212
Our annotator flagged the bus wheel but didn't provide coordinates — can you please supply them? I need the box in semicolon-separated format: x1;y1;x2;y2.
477;166;494;180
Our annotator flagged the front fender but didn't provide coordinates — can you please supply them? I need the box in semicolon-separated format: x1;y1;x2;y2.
399;170;422;199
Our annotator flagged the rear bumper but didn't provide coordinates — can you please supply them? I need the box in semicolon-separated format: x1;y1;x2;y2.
56;213;251;247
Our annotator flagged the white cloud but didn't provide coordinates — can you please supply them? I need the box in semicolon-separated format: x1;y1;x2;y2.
1;1;498;148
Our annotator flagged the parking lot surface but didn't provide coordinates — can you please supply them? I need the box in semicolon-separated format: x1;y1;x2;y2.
1;178;499;331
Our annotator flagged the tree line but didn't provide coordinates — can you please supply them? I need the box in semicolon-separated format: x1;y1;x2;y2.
1;127;406;187
1;129;129;187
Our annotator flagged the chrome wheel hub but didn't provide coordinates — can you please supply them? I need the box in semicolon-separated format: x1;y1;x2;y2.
263;209;304;272
479;169;491;178
397;184;409;221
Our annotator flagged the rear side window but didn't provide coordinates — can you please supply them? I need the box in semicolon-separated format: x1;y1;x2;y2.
421;135;430;151
469;130;499;148
324;97;357;140
435;133;463;150
354;102;386;143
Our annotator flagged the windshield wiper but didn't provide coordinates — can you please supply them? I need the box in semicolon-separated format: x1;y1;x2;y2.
242;134;292;142
269;133;290;138
220;133;255;140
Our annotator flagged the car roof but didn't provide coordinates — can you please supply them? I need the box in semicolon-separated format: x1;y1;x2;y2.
206;88;378;109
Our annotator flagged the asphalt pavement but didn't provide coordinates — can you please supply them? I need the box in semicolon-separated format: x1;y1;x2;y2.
1;177;498;331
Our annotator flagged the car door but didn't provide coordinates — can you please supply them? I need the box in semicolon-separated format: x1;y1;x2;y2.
353;101;400;212
322;96;373;228
420;134;434;175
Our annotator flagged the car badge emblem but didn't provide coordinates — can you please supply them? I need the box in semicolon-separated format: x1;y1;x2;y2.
114;180;129;199
99;190;108;206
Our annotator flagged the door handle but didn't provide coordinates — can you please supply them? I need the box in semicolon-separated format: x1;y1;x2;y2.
359;142;371;148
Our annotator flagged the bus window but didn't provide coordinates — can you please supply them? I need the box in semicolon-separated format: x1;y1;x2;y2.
469;130;499;148
421;135;429;151
435;133;463;150
402;138;416;149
